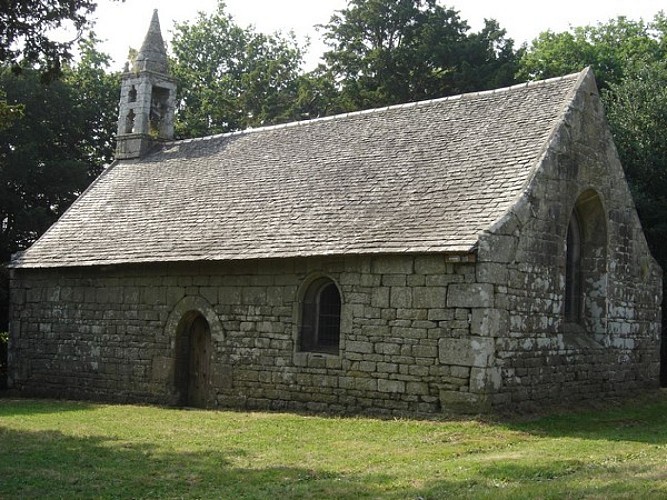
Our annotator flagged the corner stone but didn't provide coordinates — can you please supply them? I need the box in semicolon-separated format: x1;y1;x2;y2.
439;390;490;413
439;337;495;367
447;283;494;308
470;308;508;337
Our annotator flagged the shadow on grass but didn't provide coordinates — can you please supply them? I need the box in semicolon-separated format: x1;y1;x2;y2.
1;400;666;499
0;398;94;416
0;427;386;498
1;426;615;500
0;397;94;418
499;391;667;445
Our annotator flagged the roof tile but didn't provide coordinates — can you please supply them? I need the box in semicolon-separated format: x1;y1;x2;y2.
13;72;584;268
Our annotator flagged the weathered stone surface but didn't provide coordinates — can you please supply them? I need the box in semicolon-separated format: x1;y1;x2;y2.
8;255;479;415
470;309;509;337
469;367;502;394
378;379;406;393
477;234;518;264
439;390;488;413
447;283;495;308
413;287;447;309
438;337;495;368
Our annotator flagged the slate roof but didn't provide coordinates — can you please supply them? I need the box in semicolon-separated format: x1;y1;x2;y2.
11;70;589;269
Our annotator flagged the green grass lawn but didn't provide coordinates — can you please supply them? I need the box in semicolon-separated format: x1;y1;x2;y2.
1;393;666;499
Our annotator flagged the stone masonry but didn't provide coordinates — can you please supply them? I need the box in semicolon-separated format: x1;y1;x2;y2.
6;15;662;415
10;256;480;414
8;236;661;415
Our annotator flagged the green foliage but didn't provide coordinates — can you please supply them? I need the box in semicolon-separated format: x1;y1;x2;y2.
1;396;667;497
0;266;6;331
171;1;305;138
0;37;120;263
0;0;123;80
291;67;351;120
0;69;89;258
320;0;520;110
170;0;523;129
0;333;5;390
517;14;667;89
0;93;23;130
605;60;667;266
62;36;120;175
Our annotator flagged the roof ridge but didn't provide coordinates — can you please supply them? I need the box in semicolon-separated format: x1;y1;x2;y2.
165;70;586;147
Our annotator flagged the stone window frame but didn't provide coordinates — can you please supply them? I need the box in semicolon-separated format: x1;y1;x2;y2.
562;188;608;336
149;85;171;137
294;273;346;359
565;209;583;322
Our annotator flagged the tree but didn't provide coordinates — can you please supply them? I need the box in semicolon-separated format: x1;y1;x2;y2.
291;66;350;120
171;1;305;138
0;0;124;79
0;38;119;332
605;61;667;259
517;15;667;89
0;91;23;130
0;0;123;136
320;0;519;110
453;19;522;95
63;35;120;174
0;37;119;263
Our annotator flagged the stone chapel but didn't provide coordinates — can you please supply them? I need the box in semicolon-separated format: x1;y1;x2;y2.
7;11;662;415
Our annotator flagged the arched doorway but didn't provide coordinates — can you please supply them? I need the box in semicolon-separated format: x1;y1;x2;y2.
175;312;212;408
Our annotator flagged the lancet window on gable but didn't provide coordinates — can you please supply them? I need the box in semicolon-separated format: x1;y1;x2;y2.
563;189;608;334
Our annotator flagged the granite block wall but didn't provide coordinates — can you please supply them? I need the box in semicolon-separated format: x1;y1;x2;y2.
10;255;501;415
9;239;661;416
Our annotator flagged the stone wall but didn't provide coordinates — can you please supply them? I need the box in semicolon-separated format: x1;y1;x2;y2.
473;65;662;409
10;255;502;416
9;227;660;416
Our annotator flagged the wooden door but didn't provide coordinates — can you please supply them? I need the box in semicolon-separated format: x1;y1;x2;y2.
187;315;211;407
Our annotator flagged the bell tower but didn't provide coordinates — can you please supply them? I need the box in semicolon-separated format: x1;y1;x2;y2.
116;10;177;159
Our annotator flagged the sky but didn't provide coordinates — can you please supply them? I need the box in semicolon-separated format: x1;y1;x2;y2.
90;0;666;71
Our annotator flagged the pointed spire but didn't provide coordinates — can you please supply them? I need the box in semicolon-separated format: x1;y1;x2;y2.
116;10;177;159
134;9;169;73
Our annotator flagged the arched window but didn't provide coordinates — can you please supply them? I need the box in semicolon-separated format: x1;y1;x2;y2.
299;277;341;354
563;189;608;333
124;109;135;134
565;211;582;322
